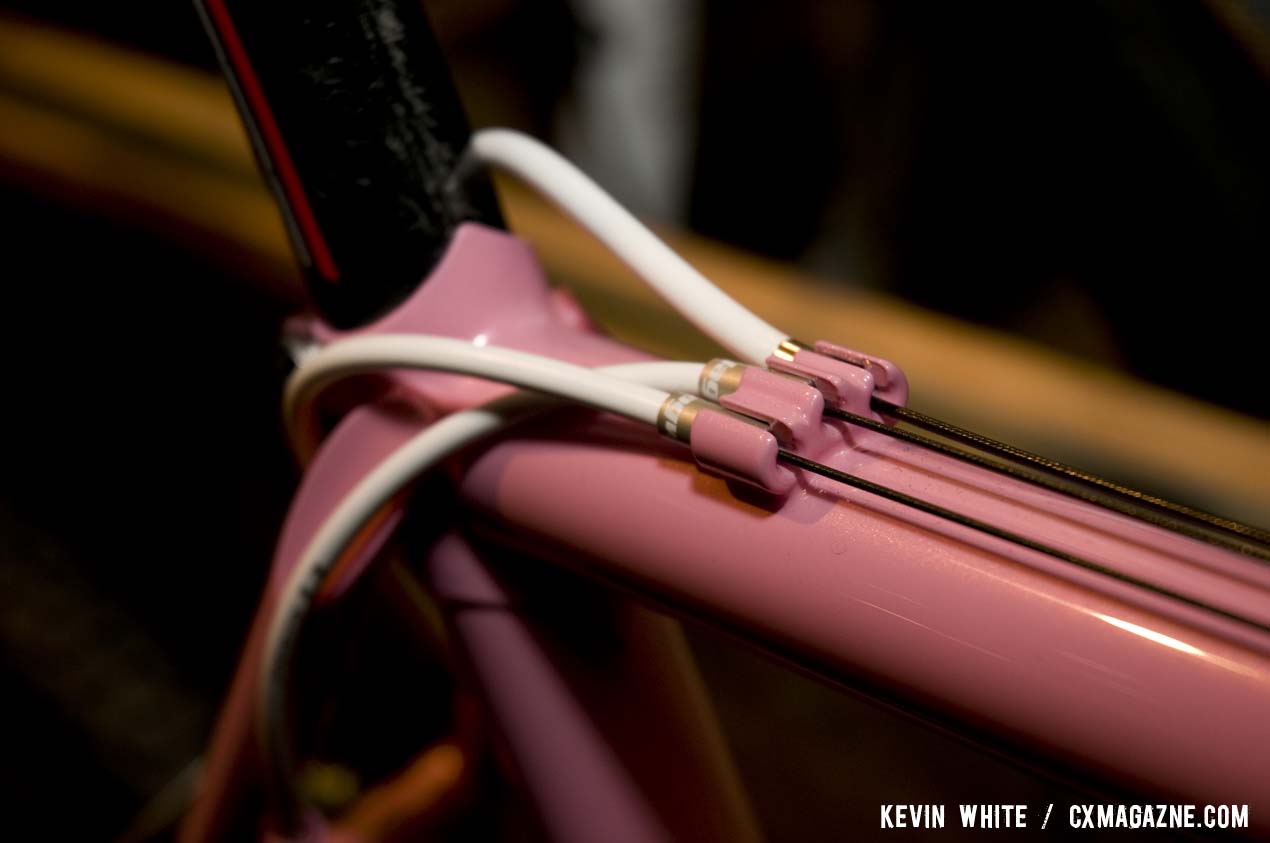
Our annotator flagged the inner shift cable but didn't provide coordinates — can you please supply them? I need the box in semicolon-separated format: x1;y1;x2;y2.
775;449;1270;636
824;405;1270;563
872;398;1270;550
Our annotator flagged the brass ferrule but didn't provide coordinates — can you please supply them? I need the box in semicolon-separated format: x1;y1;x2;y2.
772;338;810;363
698;358;746;401
657;393;707;443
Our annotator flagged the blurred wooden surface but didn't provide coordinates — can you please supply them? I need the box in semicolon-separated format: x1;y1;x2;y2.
0;12;1266;521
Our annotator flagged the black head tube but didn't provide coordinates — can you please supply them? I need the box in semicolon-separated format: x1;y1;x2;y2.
196;0;504;328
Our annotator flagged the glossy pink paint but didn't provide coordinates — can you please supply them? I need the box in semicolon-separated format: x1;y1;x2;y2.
187;223;1270;840
457;418;1270;823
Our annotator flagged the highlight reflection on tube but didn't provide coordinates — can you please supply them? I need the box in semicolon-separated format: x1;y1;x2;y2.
1093;613;1204;656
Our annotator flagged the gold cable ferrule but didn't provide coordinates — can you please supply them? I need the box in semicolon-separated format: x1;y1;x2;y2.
772;338;810;363
659;393;775;444
698;358;746;401
657;393;707;443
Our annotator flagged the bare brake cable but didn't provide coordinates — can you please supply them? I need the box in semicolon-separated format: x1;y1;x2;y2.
820;404;1270;563
774;449;1270;636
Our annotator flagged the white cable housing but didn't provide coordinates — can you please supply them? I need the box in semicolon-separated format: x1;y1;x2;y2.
284;334;679;443
468;128;788;364
261;356;701;799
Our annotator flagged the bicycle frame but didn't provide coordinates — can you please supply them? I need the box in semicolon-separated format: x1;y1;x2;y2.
182;3;1270;839
182;223;1270;842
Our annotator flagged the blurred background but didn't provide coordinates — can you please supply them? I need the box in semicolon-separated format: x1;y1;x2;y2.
0;1;1267;840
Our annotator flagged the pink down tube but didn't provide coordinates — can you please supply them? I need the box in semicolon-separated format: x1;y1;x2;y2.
418;226;1270;830
188;222;1270;841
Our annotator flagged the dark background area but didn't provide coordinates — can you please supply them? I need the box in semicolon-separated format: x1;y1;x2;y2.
0;1;1265;840
692;1;1270;415
2;0;1265;411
